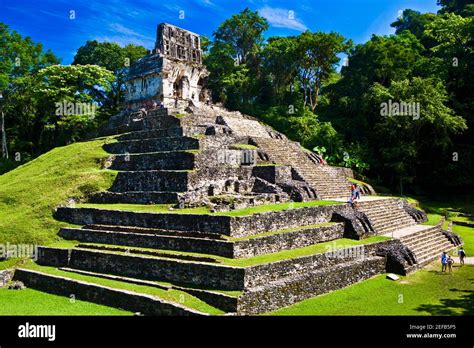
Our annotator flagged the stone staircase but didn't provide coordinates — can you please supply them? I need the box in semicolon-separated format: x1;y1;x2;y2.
251;137;351;199
397;225;458;270
357;199;417;234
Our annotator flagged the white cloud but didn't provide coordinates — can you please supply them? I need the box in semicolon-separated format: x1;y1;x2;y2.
94;35;154;49
258;6;307;31
109;23;145;38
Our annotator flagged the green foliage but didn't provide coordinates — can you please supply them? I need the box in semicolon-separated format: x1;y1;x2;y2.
72;40;148;116
213;8;268;65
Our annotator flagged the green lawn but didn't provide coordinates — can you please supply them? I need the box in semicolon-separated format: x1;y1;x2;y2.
0;138;117;245
452;224;474;255
268;262;474;316
0;288;132;316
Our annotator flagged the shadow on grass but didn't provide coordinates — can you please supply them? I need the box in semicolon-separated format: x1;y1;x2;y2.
414;278;474;316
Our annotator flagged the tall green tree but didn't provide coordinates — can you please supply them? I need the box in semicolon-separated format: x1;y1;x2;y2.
295;31;352;112
73;40;147;115
205;8;268;110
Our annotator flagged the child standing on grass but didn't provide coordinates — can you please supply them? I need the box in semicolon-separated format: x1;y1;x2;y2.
447;256;455;273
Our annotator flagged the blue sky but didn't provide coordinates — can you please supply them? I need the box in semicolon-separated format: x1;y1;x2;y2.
0;0;440;64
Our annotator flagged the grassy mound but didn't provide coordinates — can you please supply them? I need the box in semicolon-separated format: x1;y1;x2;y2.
0;138;116;245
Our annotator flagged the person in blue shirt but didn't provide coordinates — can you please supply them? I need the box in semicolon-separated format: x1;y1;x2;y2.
441;252;448;272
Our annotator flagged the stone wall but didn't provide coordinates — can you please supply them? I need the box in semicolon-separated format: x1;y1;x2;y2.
59;227;235;258
55;203;361;237
233;223;344;258
229;204;350;237
243;239;392;288
14;269;203;315
36;247;245;290
237;256;386;315
110;152;195;171
54;207;233;234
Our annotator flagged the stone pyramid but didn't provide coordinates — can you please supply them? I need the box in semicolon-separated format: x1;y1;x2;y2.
13;23;463;315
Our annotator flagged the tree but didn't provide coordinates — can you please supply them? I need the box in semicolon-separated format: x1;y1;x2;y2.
33;64;115;149
0;22;59;172
213;8;268;65
73;40;147;115
295;31;352;112
365;77;466;191
438;0;474;16
391;9;438;48
205;9;268;110
262;36;299;104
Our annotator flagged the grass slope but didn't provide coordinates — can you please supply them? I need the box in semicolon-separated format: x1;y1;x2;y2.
0;288;132;316
268;262;474;316
0;138;116;245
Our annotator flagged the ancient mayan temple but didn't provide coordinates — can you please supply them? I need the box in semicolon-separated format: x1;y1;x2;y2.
13;23;463;315
125;23;209;110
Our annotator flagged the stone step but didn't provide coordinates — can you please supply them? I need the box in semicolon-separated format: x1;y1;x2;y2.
407;234;451;251
54;207;232;235
13;268;206;316
110;170;190;192
36;246;245;290
104;137;199;154
83;224;225;239
358;202;405;213
110;151;195;171
99;109;173;135
416;244;457;268
399;226;440;243
368;215;416;227
88;191;181;205
414;241;455;262
365;210;413;221
57;267;239;313
238;256;385;315
54;202;349;237
59;222;345;259
59;227;235;258
118;127;185;141
129;114;182;131
375;221;417;234
75;244;220;263
401;230;445;246
412;241;454;259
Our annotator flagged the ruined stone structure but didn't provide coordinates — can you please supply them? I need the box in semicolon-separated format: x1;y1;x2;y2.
11;23;463;316
125;23;209;110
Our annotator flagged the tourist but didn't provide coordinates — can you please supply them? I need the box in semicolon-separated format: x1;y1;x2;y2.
447;255;455;273
441;251;448;272
458;247;466;266
348;184;359;208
